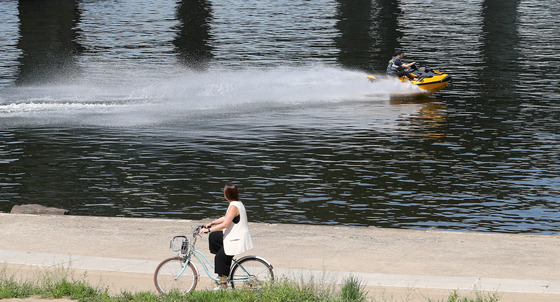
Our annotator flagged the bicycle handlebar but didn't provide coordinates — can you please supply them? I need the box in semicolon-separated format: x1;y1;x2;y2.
193;225;207;236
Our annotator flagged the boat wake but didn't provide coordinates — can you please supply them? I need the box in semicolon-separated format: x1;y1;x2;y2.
0;65;419;127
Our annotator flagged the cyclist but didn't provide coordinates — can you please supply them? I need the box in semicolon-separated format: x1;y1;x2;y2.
199;184;253;289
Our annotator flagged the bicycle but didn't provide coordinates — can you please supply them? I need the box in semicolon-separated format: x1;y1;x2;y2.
154;225;274;294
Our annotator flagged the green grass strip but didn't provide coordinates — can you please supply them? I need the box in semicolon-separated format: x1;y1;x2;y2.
1;267;500;302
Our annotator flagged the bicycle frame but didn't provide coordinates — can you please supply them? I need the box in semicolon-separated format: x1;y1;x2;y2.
174;235;252;283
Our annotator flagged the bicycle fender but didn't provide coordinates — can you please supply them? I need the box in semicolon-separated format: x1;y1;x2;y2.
234;255;274;270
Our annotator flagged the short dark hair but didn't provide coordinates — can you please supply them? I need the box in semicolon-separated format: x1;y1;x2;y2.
395;49;403;56
223;183;239;201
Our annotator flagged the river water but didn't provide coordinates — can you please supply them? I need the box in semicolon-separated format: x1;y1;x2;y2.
0;0;558;234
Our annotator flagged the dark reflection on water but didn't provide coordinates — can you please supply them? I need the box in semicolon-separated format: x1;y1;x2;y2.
0;0;558;234
16;0;83;85
174;0;214;69
335;0;401;71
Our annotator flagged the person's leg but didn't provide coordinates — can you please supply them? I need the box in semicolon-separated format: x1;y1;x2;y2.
208;231;223;254
397;70;415;80
215;248;234;288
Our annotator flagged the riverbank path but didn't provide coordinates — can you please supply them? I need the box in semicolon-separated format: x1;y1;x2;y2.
0;214;559;301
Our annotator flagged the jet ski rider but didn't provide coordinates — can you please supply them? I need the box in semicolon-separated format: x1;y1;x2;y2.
387;49;417;81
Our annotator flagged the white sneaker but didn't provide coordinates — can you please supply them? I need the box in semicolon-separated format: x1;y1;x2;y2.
211;283;228;291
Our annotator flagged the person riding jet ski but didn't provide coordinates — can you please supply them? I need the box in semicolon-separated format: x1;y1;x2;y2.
387;50;417;81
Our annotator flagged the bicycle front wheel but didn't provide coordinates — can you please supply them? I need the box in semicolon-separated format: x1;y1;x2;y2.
229;257;274;290
154;257;198;295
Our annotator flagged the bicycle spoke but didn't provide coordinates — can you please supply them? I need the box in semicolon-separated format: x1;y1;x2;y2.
154;257;198;294
230;257;274;290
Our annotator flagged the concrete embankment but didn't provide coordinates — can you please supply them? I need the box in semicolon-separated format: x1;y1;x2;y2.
0;213;559;301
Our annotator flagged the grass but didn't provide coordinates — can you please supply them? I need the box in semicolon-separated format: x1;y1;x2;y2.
0;267;500;302
431;290;501;302
0;267;99;300
341;275;367;302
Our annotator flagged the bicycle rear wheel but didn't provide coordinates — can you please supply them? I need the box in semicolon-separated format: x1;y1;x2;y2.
229;256;274;290
154;257;198;295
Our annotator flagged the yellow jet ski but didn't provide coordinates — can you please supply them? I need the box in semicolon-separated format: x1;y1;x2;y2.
368;66;451;97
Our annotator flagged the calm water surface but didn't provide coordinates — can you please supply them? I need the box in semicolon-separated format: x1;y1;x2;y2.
0;0;558;234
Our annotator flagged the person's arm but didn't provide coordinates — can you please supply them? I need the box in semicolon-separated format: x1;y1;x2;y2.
199;216;224;235
206;216;225;228
201;205;240;234
403;61;416;68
